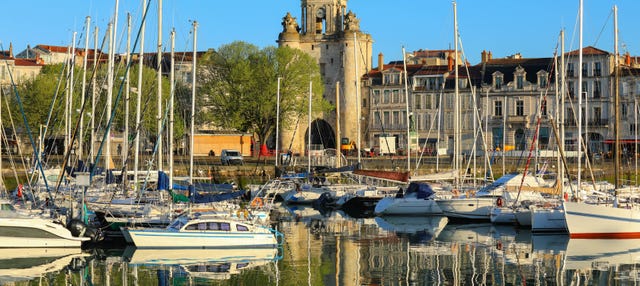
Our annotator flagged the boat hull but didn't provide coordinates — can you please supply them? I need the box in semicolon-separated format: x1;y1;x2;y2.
0;218;89;248
564;201;640;238
374;197;442;215
126;228;278;249
436;197;496;220
530;206;566;233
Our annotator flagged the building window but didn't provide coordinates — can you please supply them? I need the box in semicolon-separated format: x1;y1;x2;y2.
567;63;574;77
593;80;601;98
622;103;628;117
541;99;547;116
392;90;400;103
393;111;400;126
568;81;575;98
494;100;503;116
582;62;588;77
582;81;588;98
517;75;524;89
594;107;601;125
383;111;390;125
593;62;601;76
373;90;380;104
424;114;431;130
494;75;503;90
538;74;548;88
383;90;390;103
516;100;524;116
414;94;421;110
425;94;432;109
631;123;637;134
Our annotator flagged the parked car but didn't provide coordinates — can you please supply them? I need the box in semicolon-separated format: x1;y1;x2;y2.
220;149;244;165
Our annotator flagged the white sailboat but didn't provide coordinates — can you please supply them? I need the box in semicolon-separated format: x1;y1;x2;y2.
563;4;640;239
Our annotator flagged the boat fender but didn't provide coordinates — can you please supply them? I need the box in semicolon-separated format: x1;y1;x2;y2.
251;197;264;208
496;241;503;250
496;196;504;207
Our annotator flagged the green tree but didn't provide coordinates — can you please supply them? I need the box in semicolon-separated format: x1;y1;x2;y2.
5;61;185;157
198;41;331;152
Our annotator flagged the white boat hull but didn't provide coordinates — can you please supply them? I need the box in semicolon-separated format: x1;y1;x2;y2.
564;201;640;238
436;197;496;220
374;197;442;215
530;206;566;233
0;218;89;248
490;207;516;224
126;228;278;249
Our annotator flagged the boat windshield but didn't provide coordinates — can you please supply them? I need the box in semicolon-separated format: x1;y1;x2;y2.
168;219;186;231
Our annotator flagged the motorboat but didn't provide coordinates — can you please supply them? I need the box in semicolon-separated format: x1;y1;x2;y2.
0;199;95;248
374;182;443;215
123;212;283;248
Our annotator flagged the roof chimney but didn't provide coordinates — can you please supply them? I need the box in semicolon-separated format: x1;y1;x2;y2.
447;52;453;71
481;50;487;63
625;52;631;66
488;51;493;61
378;53;384;71
8;42;13;58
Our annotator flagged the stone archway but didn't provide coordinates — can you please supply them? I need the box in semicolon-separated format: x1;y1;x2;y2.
304;119;336;151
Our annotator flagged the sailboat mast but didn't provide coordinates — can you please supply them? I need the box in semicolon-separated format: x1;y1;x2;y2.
577;0;583;191
275;77;281;167
308;81;312;179
79;16;90;160
124;13;132;168
560;29;565;193
613;4;620;192
335;81;340;168
91;25;98;165
134;0;146;194
105;21;113;170
169;28;175;189
157;0;163;172
68;32;77;167
453;1;460;186
402;46;410;171
355;33;361;165
189;21;198;187
123;13;131;169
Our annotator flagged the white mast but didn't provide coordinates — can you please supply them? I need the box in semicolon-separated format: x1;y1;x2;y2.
503;94;506;176
613;4;620;201
453;1;460;186
169;28;175;189
577;0;583;191
275;77;281;167
335;81;340;168
157;0;163;173
91;26;98;165
79;16;91;161
68;32;77;167
560;29;565;191
355;32;362;165
124;13;132;167
105;22;113;169
189;21;198;187
134;0;146;193
308;81;312;178
402;46;410;171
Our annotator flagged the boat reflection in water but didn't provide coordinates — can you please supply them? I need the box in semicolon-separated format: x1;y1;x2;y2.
123;246;281;281
0;248;89;283
6;205;640;284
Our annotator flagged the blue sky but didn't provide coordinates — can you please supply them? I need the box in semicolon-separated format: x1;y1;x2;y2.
1;0;639;65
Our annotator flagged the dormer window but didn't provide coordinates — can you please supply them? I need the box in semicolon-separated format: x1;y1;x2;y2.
537;71;548;88
514;66;526;89
383;71;401;85
492;72;503;90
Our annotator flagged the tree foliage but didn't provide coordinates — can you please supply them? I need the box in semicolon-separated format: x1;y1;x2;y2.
198;41;331;147
4;61;185;154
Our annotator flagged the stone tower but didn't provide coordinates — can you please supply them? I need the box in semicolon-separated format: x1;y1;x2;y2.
277;0;373;155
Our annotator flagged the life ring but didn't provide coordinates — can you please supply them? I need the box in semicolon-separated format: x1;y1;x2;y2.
250;197;264;208
496;196;504;207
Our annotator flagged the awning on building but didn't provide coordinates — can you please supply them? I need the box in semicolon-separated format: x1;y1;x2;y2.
604;139;640;144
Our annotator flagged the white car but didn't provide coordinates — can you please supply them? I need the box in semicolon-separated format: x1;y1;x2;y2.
220;149;244;165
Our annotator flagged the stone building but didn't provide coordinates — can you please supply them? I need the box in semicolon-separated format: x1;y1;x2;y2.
277;0;373;154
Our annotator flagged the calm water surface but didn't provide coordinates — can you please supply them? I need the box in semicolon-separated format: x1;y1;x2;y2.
4;205;640;285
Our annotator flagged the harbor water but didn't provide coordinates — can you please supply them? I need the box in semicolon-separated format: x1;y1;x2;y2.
4;205;640;285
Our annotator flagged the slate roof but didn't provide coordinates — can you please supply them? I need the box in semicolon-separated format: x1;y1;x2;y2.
475;57;555;86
